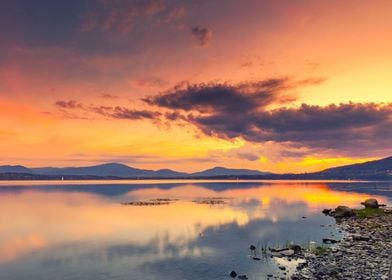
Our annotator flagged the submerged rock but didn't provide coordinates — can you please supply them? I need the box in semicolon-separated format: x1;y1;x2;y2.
229;270;237;278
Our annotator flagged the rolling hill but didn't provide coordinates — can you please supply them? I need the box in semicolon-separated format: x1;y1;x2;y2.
0;156;391;180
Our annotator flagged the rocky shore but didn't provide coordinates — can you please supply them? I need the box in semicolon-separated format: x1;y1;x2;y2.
292;199;392;280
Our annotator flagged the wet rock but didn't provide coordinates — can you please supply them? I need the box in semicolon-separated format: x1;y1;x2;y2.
229;270;237;278
269;247;289;253
270;252;282;257
331;205;355;218
279;265;286;271
322;208;332;215
288;243;302;253
322;238;339;244
280;249;295;257
238;275;248;280
249;245;256;251
361;198;379;209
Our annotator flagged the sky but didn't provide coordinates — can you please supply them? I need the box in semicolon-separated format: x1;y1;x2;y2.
0;0;391;173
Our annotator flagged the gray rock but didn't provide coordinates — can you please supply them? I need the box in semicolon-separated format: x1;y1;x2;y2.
322;238;339;244
289;243;302;253
331;205;355;218
280;249;295;256
361;198;379;209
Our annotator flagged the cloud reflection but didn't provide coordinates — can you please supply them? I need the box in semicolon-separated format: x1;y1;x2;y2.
0;182;387;268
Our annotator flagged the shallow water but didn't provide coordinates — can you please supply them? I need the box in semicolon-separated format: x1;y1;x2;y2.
0;180;390;279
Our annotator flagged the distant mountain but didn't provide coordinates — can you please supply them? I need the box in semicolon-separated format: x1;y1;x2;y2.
36;163;189;178
153;169;187;177
0;157;391;180
314;156;392;180
0;165;32;173
0;163;269;179
190;166;271;177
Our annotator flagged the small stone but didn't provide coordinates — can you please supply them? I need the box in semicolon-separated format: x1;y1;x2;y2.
280;249;295;256
229;270;237;278
323;238;339;244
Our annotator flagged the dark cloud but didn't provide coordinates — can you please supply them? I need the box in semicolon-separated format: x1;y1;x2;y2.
88;105;161;120
193;103;392;154
108;106;161;120
54;100;161;121
143;79;392;156
55;100;83;109
144;78;301;113
190;26;212;47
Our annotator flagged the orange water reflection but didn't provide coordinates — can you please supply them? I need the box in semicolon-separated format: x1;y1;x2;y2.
0;182;386;264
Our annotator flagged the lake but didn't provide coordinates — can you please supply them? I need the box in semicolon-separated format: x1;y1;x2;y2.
0;180;391;279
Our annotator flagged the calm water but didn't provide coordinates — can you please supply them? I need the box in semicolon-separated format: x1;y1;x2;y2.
0;180;391;279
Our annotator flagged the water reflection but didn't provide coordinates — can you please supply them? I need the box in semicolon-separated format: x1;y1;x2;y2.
0;181;390;280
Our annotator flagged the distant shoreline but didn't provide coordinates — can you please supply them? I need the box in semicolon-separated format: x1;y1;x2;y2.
1;156;391;181
0;177;391;184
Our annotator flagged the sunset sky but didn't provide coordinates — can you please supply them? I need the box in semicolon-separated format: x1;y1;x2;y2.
0;0;391;173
